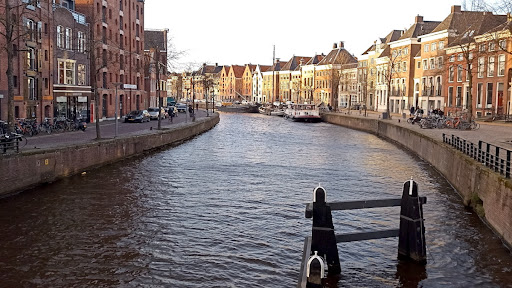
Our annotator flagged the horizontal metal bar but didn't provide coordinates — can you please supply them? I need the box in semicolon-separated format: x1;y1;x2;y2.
297;236;312;288
305;198;427;213
329;199;402;210
335;229;399;243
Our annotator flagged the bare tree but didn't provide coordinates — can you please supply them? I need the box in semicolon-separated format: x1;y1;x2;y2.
0;0;44;132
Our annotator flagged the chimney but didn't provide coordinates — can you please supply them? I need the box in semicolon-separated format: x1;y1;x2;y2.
215;63;218;66
339;41;344;49
333;43;338;49
415;15;423;23
451;5;461;13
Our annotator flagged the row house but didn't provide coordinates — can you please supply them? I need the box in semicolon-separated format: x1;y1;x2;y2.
53;4;91;121
338;63;358;108
388;16;440;114
144;29;168;108
218;66;230;100
359;30;403;111
226;65;245;101
300;54;324;105
278;56;309;103
167;72;182;101
194;63;222;101
242;64;256;100
315;42;358;109
251;64;271;103
0;1;53;123
76;0;145;120
261;59;283;104
443;8;509;117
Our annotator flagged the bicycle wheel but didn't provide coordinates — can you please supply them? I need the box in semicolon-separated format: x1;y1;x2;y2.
471;121;480;130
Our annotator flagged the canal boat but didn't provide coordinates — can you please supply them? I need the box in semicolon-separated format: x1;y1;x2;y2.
283;104;322;122
218;102;260;113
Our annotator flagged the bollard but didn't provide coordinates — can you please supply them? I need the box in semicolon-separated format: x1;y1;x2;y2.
398;179;427;263
306;251;326;288
308;186;341;275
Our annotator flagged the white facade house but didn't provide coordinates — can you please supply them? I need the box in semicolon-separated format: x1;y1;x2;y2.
252;65;266;103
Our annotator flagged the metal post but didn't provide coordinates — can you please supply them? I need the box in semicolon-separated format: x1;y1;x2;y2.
486;143;491;167
495;146;500;172
115;85;118;138
506;150;511;178
478;141;483;163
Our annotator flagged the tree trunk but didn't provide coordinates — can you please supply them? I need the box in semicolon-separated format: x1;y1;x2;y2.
467;69;474;122
5;0;15;132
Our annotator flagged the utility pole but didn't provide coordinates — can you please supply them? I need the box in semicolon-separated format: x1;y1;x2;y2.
112;82;123;137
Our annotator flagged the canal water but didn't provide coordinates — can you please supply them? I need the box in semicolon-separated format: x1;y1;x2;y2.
1;113;511;287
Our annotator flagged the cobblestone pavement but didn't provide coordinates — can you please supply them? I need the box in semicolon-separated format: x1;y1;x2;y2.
17;110;211;152
331;109;512;150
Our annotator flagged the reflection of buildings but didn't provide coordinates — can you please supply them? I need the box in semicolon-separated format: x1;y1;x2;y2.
53;4;92;121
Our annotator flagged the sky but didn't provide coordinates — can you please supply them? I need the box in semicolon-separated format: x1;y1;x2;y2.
145;0;465;72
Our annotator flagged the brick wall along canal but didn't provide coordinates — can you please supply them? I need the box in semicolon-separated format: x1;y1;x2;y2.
1;113;511;287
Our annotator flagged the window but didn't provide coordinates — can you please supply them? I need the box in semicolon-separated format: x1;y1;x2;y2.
429;58;435;70
448;87;453;107
436;76;442;96
28;77;36;100
417;61;421;69
457;65;463;82
58;59;75;85
456;86;462;107
424;44;429;52
478;57;485;78
57;25;64;48
489;42;495;51
449;66;454;82
488;56;495;77
26;48;36;70
437;56;443;69
457;54;463;61
402;61;407;72
78;64;86;85
449;55;455;62
432;42;437;51
65;27;72;50
498;55;505;76
479;44;486;52
423;59;428;70
78;31;86;53
25;18;36;41
477;83;483;107
499;40;506;50
486;83;493;105
439;41;444;50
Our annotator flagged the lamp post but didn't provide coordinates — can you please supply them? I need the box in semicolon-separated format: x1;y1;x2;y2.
112;82;123;138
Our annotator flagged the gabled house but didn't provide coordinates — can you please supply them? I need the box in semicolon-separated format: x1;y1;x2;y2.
301;54;324;104
261;59;284;104
252;64;271;103
278;56;310;103
315;42;358;108
388;16;440;114
242;64;257;100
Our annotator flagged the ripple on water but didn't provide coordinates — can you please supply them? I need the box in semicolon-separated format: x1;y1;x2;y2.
0;113;511;287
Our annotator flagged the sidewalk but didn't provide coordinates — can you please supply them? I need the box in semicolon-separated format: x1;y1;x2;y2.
334;109;512;150
17;110;211;152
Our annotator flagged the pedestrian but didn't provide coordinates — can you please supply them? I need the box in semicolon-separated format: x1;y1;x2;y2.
169;109;174;123
188;105;193;117
410;106;415;116
196;103;199;111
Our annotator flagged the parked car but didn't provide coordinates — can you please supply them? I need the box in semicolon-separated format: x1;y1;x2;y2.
125;110;150;123
176;103;187;113
148;107;166;120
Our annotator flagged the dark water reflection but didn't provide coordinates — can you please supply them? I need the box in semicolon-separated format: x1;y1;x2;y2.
0;113;511;287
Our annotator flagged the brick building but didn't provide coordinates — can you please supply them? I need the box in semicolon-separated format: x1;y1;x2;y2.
76;0;145;120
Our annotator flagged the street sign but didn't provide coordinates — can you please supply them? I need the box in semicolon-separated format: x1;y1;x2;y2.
123;84;137;89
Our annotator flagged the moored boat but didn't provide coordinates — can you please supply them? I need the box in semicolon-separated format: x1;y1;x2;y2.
218;102;260;113
283;104;322;122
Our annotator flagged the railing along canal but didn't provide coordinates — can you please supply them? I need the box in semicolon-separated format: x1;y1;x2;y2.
443;134;511;179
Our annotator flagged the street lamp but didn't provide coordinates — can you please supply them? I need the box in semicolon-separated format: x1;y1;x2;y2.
112;82;123;138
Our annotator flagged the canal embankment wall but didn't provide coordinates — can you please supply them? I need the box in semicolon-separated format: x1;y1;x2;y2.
0;114;219;197
323;113;512;249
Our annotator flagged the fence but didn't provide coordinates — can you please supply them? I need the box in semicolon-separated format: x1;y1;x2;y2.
443;134;511;179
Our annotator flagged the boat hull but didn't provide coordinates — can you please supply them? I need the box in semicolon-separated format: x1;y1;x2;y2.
286;115;322;122
218;104;260;113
